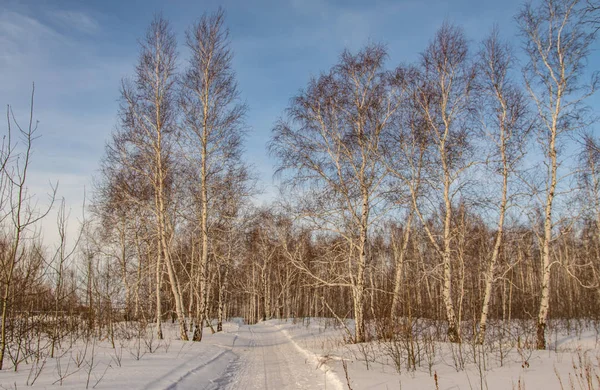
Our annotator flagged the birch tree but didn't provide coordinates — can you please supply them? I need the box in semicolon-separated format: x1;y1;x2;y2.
270;45;403;343
180;8;247;341
578;135;600;299
118;16;188;340
477;30;530;343
518;0;597;349
411;24;477;342
579;135;600;246
382;66;425;320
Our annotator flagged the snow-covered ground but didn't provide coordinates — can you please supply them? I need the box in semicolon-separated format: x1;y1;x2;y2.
0;320;341;389
0;318;599;389
274;318;600;390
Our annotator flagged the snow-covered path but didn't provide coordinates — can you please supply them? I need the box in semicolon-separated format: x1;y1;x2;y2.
167;322;341;390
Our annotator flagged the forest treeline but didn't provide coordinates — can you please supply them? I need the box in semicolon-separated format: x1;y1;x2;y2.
1;0;600;369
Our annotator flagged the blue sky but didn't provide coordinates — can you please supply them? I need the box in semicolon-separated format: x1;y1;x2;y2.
1;0;525;242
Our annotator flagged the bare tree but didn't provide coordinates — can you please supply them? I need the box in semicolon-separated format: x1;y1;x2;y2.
578;134;600;298
476;29;530;343
271;44;404;343
410;23;477;342
381;65;425;320
49;198;84;358
0;86;55;369
180;8;247;341
518;0;597;349
118;15;188;340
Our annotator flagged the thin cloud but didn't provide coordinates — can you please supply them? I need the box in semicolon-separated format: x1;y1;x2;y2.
0;10;67;66
48;10;99;34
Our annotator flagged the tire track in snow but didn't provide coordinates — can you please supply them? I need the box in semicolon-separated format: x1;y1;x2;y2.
164;349;235;390
145;344;233;390
149;325;241;390
222;322;342;390
155;322;342;390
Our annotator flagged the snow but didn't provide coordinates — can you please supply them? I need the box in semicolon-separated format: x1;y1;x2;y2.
0;320;341;389
272;318;600;390
1;318;599;389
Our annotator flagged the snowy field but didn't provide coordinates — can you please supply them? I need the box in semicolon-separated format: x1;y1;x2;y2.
0;318;598;389
275;318;600;390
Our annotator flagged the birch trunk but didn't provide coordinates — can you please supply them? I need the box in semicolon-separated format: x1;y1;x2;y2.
537;128;557;350
442;156;460;342
390;212;413;318
479;170;507;343
352;187;369;343
217;264;228;331
155;100;188;341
